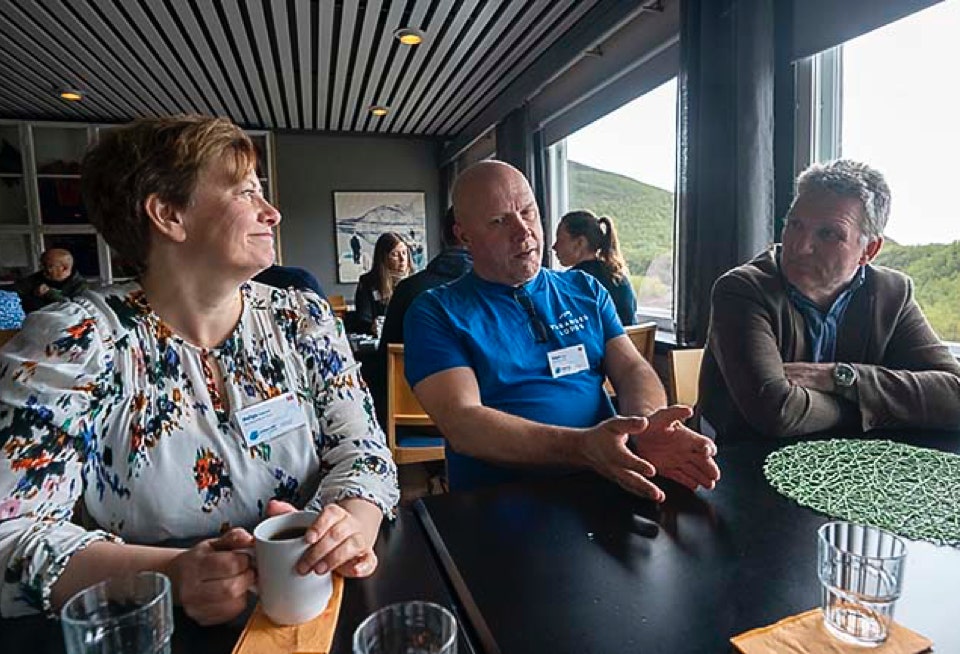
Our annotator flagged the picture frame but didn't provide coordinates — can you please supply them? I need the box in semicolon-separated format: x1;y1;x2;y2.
333;191;427;283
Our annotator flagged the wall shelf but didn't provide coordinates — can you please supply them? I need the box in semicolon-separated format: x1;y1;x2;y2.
0;120;274;287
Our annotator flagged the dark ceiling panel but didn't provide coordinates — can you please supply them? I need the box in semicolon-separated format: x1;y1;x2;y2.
244;0;288;128
0;60;88;119
76;2;178;114
294;0;313;129
92;0;193;115
171;1;247;120
146;1;230;117
269;0;300;128
390;0;499;132
438;0;600;135
0;6;117;120
1;1;143;118
52;0;172;116
377;0;459;133
402;0;516;134
349;0;405;132
383;0;483;133
0;0;617;138
221;0;274;126
315;0;335;130
195;0;259;125
361;0;431;133
422;0;554;135
121;0;216;114
329;0;359;131
340;0;382;132
413;0;545;135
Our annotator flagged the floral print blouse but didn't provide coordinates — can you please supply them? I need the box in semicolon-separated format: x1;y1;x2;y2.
0;281;399;616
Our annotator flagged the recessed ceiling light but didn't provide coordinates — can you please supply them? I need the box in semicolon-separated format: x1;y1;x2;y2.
369;105;390;117
394;27;425;46
59;88;84;102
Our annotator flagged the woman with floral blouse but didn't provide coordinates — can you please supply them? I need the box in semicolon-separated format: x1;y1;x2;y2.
0;116;399;623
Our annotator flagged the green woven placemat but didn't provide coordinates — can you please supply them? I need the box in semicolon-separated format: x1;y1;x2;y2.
764;439;960;547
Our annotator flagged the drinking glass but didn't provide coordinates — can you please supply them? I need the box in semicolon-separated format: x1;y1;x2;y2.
817;522;906;646
61;571;174;654
353;601;457;654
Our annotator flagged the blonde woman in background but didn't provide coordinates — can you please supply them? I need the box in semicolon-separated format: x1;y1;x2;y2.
553;209;637;325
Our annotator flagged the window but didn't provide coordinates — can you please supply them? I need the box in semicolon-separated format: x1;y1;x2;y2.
550;78;678;329
803;1;960;342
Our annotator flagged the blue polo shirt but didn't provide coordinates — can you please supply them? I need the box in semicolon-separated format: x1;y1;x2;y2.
404;268;624;490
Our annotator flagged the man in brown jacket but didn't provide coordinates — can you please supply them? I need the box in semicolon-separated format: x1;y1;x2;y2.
700;160;960;441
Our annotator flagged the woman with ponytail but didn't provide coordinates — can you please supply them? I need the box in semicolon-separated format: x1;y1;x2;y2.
552;209;638;326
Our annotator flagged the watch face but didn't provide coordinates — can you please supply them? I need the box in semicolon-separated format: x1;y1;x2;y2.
835;363;856;387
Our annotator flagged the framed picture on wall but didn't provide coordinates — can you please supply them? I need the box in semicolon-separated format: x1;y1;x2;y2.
333;191;427;283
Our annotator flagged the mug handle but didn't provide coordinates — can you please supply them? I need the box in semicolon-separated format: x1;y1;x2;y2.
236;547;259;595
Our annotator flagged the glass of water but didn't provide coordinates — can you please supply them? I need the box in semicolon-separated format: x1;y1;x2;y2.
353;601;457;654
61;571;174;654
817;522;906;646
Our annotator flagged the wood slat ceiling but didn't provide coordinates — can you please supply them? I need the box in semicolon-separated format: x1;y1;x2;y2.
0;0;601;136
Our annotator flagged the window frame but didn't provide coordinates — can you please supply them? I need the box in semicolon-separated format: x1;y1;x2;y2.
545;83;679;333
796;42;960;356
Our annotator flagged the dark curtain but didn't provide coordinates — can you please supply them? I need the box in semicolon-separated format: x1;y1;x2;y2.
530;129;551;266
495;106;552;266
495;105;533;179
773;0;796;237
675;0;784;346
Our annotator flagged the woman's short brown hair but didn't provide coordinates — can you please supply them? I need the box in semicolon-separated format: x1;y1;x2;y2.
81;115;257;273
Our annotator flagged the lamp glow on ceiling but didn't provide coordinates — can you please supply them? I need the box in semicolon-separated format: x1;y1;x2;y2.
59;88;84;102
394;28;425;45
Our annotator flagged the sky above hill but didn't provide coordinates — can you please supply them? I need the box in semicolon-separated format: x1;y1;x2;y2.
841;0;960;245
566;0;959;246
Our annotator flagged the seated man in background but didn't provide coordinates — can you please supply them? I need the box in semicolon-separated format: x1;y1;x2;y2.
14;248;87;312
378;207;472;348
254;264;326;298
700;159;960;441
404;160;719;500
370;206;472;425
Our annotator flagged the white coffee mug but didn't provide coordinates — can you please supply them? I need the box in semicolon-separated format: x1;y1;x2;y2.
252;511;333;625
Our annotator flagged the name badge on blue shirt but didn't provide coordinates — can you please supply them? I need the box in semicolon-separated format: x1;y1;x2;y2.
548;344;590;378
234;392;307;448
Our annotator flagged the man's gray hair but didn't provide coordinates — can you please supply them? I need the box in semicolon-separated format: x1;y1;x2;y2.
795;159;891;240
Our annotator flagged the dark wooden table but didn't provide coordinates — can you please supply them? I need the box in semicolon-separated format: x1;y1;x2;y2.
415;431;960;654
0;507;475;654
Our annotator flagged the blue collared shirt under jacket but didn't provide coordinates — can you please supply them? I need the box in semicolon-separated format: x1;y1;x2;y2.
786;266;866;363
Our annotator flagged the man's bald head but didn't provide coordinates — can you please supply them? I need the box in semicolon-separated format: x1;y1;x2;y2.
451;160;542;286
41;248;74;282
453;161;528;216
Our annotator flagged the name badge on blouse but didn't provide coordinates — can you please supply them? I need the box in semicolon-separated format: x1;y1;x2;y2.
547;344;589;378
234;392;308;448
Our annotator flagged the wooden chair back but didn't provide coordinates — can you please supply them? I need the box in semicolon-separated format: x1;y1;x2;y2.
0;329;19;348
386;343;444;465
604;321;657;395
669;348;705;406
328;294;347;319
624;321;657;362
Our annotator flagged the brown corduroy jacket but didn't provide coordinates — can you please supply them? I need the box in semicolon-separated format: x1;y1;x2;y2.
700;247;960;441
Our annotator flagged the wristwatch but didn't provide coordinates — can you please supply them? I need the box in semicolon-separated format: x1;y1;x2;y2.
833;362;858;388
